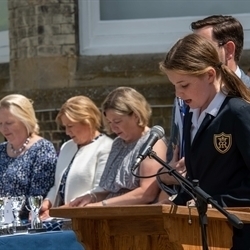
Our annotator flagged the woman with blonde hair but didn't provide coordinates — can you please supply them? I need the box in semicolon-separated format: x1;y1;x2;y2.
70;87;167;207
40;95;113;220
0;94;57;219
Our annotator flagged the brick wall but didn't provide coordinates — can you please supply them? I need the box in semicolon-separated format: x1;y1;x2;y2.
35;105;173;152
35;109;63;151
7;0;77;92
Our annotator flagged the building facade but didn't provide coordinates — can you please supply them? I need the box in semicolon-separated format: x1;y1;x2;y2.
0;0;249;149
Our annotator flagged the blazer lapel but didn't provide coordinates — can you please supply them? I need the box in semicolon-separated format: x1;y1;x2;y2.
183;110;192;156
183;110;193;178
192;113;213;147
184;112;212;179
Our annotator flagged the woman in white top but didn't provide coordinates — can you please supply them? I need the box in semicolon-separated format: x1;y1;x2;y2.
40;96;113;220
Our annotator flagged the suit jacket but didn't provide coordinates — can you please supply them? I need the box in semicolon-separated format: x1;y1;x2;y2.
240;69;250;87
174;96;250;207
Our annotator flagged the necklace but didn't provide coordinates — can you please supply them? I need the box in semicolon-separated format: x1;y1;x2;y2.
77;134;103;148
10;137;30;155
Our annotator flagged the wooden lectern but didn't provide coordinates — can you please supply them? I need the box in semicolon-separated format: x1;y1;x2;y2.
50;205;250;250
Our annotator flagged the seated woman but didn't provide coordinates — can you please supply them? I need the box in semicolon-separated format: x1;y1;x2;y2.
40;96;113;220
69;86;167;207
0;94;57;219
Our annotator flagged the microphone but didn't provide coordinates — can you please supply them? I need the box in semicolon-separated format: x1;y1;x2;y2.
133;125;165;170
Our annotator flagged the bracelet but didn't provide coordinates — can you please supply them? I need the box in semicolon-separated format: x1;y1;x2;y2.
88;192;97;203
102;200;107;206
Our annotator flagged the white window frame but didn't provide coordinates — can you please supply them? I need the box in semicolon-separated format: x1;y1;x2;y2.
0;30;9;63
79;0;250;56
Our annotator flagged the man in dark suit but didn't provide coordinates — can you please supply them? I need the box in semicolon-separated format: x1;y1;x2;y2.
192;15;250;86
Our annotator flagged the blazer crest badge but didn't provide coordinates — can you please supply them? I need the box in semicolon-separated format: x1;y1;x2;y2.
213;132;232;154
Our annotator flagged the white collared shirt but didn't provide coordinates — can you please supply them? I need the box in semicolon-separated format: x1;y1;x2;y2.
190;91;227;143
235;66;241;78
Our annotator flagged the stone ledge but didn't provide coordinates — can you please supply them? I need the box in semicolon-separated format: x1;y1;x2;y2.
0;83;174;110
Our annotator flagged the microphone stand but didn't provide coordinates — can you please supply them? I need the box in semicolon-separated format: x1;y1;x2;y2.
147;150;244;250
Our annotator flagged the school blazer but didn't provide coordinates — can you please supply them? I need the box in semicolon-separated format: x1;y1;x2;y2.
175;96;250;207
